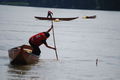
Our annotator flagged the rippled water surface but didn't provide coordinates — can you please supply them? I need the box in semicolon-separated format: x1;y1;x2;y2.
0;5;120;80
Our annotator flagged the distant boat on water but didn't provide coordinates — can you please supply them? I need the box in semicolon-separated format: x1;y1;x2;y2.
34;16;79;21
82;15;96;19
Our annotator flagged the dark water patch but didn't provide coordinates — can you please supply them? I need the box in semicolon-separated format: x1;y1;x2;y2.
8;64;33;71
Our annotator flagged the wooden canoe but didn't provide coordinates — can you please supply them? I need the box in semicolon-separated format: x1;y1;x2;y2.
35;16;79;21
82;15;96;19
8;45;39;65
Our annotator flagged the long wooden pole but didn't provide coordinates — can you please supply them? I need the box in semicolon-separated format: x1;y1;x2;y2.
51;21;59;60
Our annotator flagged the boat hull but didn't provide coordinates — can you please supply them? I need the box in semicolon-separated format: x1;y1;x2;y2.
35;16;79;21
82;15;96;19
8;45;39;65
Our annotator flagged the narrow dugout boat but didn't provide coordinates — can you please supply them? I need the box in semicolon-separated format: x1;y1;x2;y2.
82;15;96;19
8;45;39;65
34;16;79;21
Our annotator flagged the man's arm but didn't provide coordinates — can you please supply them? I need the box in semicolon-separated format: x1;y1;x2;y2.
43;41;56;50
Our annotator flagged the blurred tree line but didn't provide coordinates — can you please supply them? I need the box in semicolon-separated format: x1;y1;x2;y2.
0;0;120;11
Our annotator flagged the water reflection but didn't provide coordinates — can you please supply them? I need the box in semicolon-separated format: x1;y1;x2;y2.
7;64;40;80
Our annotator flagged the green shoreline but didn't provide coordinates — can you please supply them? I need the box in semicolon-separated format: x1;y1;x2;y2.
0;2;29;6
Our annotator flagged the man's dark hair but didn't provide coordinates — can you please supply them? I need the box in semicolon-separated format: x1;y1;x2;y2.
44;32;50;38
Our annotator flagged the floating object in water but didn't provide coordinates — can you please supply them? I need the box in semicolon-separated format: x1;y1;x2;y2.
96;58;98;66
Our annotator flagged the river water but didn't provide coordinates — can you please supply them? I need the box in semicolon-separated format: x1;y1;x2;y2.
0;5;120;80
